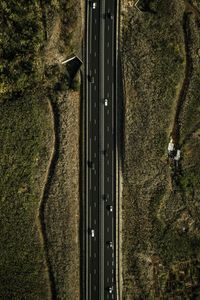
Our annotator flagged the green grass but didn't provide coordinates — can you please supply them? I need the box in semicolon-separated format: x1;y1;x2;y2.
0;94;53;299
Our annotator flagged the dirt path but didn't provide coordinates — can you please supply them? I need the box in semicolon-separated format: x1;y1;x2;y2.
171;12;192;149
39;100;59;300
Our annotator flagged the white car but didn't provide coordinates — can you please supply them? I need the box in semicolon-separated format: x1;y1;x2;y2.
91;229;95;237
104;98;108;106
108;286;113;294
92;2;97;9
107;205;113;212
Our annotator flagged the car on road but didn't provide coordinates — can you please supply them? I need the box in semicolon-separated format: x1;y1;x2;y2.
88;161;95;170
107;10;113;20
92;2;97;9
88;75;94;83
90;229;95;237
104;98;108;106
107;286;113;294
107;205;113;212
106;241;113;248
102;149;107;155
102;194;108;201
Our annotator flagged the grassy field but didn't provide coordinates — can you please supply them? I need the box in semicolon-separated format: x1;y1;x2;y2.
0;94;53;299
43;90;80;300
0;0;82;298
121;0;200;298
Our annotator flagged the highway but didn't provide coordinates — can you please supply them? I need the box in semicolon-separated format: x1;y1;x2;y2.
84;0;118;299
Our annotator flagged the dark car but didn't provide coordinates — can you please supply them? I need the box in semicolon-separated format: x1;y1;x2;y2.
106;205;113;212
102;194;108;201
88;75;94;83
88;161;95;170
107;10;113;20
106;241;113;248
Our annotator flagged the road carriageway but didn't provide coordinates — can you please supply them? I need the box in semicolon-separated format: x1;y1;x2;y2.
84;0;118;299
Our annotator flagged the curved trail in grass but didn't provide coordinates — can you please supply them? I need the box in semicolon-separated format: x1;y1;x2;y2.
171;12;192;148
39;101;60;300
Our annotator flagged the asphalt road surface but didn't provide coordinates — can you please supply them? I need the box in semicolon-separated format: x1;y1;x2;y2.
84;0;117;299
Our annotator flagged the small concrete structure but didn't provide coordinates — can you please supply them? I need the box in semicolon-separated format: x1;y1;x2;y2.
174;150;181;161
168;138;174;154
61;55;83;85
61;56;76;65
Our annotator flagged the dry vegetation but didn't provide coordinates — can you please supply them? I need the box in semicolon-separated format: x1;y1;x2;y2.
0;0;82;298
121;0;200;298
43;90;80;300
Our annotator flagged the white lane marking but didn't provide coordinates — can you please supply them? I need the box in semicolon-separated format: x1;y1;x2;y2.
94;219;96;225
89;83;92;122
107;92;110;97
107;126;110;132
94;85;97;91
94;51;97;57
94;185;97;191
107;260;110;266
94;102;97;108
107;160;110;166
94;252;97;258
94;119;97;125
94;202;96;208
89;138;92;190
107;75;110;81
94;152;97;158
107;227;110;232
112;83;114;128
94;285;97;291
89;20;92;55
107;277;109;283
94;19;97;24
94;68;96;74
108;25;110;31
107;41;110;47
94;35;97;40
89;273;92;298
89;206;91;258
107;143;110;149
89;205;91;228
107;109;110;115
94;268;96;274
94;135;97;141
107;58;110;64
107;176;110;183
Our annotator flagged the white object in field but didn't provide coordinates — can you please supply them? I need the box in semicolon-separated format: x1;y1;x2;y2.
104;98;108;106
174;150;181;161
91;229;95;237
92;2;97;9
168;139;174;153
